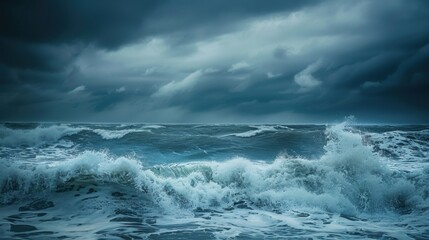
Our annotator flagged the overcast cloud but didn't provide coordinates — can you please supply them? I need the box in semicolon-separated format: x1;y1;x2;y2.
1;0;428;123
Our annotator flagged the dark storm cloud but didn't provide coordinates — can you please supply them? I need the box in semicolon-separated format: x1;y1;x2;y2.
0;1;314;77
1;0;428;123
0;0;157;49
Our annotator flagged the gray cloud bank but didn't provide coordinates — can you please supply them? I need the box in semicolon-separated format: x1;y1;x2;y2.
1;0;428;123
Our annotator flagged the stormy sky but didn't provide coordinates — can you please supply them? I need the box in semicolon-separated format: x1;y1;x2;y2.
1;0;429;123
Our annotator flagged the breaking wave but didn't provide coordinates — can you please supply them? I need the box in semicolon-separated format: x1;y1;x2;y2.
1;123;427;216
0;124;159;145
0;124;86;147
223;125;290;138
92;129;151;140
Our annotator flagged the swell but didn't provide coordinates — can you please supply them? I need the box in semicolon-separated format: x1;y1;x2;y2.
0;124;89;147
92;129;151;139
221;125;291;138
0;124;157;146
2;123;428;216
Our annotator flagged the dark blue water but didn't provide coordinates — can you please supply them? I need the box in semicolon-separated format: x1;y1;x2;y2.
0;123;428;239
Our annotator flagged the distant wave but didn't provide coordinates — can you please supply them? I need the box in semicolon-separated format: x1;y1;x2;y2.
2;123;427;215
0;124;159;144
142;125;165;129
92;124;163;139
92;129;151;140
223;125;291;138
0;124;86;147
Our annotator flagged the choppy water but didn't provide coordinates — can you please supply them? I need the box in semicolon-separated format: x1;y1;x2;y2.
0;122;428;239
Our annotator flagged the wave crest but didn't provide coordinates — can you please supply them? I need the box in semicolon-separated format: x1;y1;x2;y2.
92;129;151;139
223;125;290;138
0;124;86;147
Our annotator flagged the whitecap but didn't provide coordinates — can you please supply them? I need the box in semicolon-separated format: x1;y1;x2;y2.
222;125;279;138
2;122;427;216
92;129;151;140
0;124;87;147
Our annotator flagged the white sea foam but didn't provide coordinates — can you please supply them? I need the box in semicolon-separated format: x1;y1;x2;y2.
2;123;427;216
1;122;428;239
364;129;429;170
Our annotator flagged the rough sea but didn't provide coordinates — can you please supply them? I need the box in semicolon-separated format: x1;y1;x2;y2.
0;122;428;239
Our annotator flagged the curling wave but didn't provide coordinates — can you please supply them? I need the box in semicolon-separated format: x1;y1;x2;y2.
92;129;151;139
0;124;86;147
0;124;159;145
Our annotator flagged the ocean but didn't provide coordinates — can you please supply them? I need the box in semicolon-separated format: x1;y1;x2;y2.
0;122;428;239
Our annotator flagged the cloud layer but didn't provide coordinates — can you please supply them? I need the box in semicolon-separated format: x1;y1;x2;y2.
1;0;428;123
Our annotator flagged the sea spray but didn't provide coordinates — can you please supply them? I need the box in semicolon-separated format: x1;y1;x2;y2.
1;122;428;239
1;123;426;215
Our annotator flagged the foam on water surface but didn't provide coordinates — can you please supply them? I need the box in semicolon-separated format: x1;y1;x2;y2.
0;122;428;239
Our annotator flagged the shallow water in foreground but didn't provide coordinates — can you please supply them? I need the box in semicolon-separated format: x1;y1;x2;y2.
0;123;428;239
